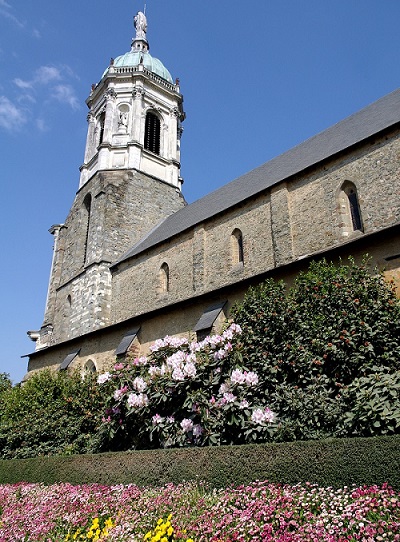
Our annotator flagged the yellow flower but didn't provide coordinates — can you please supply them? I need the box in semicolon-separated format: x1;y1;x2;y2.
167;526;174;537
144;532;152;540
157;518;163;526
186;539;195;542
167;514;172;521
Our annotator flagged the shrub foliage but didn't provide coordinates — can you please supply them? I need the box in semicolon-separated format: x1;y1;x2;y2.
0;257;399;458
0;370;107;458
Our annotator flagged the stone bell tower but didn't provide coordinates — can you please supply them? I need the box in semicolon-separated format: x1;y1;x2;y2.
31;11;186;351
80;9;185;190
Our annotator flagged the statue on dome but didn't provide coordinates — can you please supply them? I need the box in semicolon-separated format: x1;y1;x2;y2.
134;11;147;40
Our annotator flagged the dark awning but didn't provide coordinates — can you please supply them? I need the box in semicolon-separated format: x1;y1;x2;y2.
115;327;140;356
193;301;227;332
59;349;80;371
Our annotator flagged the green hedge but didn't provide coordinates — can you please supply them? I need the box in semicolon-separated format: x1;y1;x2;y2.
0;436;399;489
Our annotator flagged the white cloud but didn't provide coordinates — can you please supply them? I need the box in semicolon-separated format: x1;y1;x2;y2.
0;96;27;131
36;118;48;132
32;28;41;39
0;1;25;28
7;65;80;132
14;66;62;90
14;78;33;90
51;84;80;110
35;66;62;85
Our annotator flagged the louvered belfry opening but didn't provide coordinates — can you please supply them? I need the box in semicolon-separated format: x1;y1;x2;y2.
144;111;161;155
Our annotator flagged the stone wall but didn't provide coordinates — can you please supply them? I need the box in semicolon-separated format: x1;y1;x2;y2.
27;225;400;377
111;128;400;325
42;168;185;345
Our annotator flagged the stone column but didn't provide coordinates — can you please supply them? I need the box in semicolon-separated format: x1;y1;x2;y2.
41;224;65;347
84;111;96;163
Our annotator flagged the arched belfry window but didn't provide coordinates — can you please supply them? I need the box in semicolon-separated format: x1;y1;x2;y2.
83;193;92;264
339;181;363;235
231;228;244;266
159;262;170;294
144;111;161;155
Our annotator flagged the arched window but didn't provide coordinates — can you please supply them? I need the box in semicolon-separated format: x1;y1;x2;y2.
144;111;161;155
98;112;106;146
83;194;92;264
231;228;244;266
159;262;170;293
84;360;97;374
338;182;363;235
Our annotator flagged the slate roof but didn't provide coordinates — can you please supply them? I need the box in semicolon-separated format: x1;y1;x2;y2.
114;88;400;267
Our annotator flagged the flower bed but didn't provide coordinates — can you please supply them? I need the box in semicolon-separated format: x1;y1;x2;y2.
0;481;399;541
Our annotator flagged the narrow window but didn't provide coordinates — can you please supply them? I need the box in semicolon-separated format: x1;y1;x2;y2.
159;262;170;293
347;189;363;232
144;111;161;155
339;182;363;235
98;112;106;146
83;194;92;265
231;228;244;266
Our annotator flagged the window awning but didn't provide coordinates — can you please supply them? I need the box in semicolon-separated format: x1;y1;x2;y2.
115;327;140;356
59;349;80;371
193;301;227;332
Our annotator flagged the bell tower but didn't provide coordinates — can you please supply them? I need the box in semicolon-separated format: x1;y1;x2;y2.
31;10;186;351
79;10;185;190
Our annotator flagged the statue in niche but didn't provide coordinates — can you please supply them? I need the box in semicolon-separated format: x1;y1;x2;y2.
118;111;128;133
134;11;147;40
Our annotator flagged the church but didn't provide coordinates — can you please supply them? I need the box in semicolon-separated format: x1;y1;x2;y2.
26;10;400;377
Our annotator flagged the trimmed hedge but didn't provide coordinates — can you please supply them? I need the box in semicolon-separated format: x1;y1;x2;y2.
0;436;399;489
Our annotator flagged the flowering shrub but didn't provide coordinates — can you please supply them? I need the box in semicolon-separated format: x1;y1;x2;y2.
95;323;277;451
230;257;400;441
0;481;399;541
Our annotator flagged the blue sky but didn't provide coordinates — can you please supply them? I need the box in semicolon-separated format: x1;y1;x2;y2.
1;1;400;383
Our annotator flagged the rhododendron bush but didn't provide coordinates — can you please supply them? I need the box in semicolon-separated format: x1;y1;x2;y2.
0;481;399;541
96;323;278;451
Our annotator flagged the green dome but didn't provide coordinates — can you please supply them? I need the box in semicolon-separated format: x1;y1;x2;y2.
112;51;173;83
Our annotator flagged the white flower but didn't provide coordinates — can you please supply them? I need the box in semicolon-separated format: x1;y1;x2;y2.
219;383;229;395
127;393;148;408
239;399;249;409
152;414;163;425
245;371;259;386
222;328;233;341
229;323;242;334
180;418;193;432
172;367;185;381
223;392;236;403
183;361;197;378
231;369;246;385
166;350;186;370
193;424;203;437
113;387;127;400
133;376;147;393
97;372;111;384
148;366;160;377
251;408;266;424
251;407;275;424
263;407;275;423
214;348;228;361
